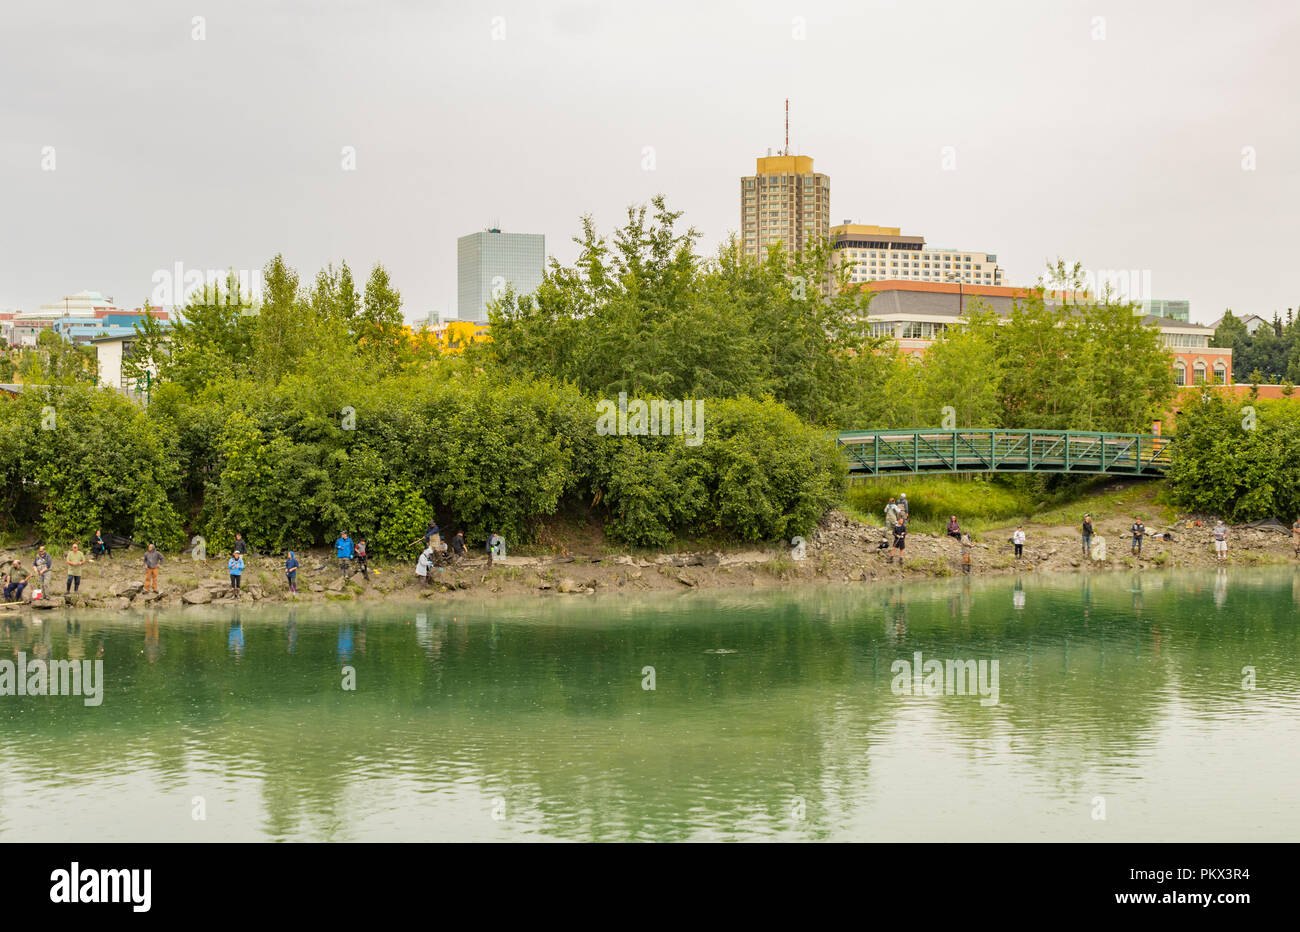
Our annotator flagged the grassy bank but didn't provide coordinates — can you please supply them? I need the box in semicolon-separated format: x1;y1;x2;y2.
843;474;1178;536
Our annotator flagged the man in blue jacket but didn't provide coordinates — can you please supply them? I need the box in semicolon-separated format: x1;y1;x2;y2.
336;532;354;576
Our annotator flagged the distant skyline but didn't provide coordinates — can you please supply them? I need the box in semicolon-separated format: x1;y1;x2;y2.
2;0;1298;326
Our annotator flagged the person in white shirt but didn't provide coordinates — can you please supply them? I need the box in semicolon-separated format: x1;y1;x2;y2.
416;548;432;585
1012;526;1026;559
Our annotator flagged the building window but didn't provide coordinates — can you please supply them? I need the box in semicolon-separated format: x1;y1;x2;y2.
1174;364;1186;386
1193;363;1207;385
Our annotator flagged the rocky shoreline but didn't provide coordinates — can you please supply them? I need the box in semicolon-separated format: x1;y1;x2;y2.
3;509;1296;615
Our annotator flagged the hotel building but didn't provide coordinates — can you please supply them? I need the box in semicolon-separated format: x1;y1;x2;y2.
830;222;1004;289
740;153;830;259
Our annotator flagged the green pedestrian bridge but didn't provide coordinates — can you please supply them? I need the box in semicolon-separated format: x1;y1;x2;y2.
837;429;1173;476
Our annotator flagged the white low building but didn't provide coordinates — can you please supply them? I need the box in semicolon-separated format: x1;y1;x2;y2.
92;332;167;398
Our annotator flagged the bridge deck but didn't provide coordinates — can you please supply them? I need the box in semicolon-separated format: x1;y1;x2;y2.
837;429;1172;476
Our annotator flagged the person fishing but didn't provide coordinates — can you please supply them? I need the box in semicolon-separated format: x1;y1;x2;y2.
285;550;300;594
1081;513;1094;557
960;532;973;575
33;546;53;592
890;518;906;564
65;542;87;593
228;552;245;593
335;531;354;576
1131;516;1145;555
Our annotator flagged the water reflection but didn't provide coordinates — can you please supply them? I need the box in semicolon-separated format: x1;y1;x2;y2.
2;567;1299;842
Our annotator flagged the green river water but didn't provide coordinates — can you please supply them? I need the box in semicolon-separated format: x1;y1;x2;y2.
2;567;1298;842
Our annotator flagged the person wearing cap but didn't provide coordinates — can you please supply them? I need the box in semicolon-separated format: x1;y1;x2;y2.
1081;513;1094;557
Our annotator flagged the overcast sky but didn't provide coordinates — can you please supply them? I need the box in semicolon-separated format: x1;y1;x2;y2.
1;0;1296;325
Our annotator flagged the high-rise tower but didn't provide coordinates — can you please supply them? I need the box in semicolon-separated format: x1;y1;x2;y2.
739;103;829;259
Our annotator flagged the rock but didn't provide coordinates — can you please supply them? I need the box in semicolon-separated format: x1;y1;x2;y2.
537;581;553;590
181;588;212;605
141;590;163;603
557;577;579;593
309;583;324;592
676;572;697;588
109;597;131;611
111;581;144;599
326;577;347;592
31;597;62;610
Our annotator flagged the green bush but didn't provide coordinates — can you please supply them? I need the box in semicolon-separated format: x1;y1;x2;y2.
594;396;844;545
1167;394;1300;521
0;385;185;548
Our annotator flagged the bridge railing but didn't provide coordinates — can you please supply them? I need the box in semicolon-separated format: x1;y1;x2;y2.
836;429;1174;475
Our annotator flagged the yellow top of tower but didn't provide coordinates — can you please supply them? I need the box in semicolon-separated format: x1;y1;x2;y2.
755;154;815;175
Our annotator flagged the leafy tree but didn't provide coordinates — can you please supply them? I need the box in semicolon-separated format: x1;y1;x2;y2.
156;274;255;393
1167;394;1300;520
255;254;310;384
487;197;874;424
912;304;1001;428
16;330;97;385
358;263;405;370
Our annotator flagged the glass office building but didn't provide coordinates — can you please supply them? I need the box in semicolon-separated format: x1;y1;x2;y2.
457;230;545;322
1139;299;1191;322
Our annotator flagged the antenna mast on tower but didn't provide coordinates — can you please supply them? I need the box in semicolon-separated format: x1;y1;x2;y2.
784;98;790;156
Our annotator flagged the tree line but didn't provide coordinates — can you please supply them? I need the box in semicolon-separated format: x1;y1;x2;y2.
1;197;1240;550
1211;309;1300;385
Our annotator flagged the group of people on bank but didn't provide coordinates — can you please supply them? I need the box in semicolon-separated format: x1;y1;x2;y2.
2;524;512;603
877;492;1300;577
4;538;102;602
883;494;977;572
